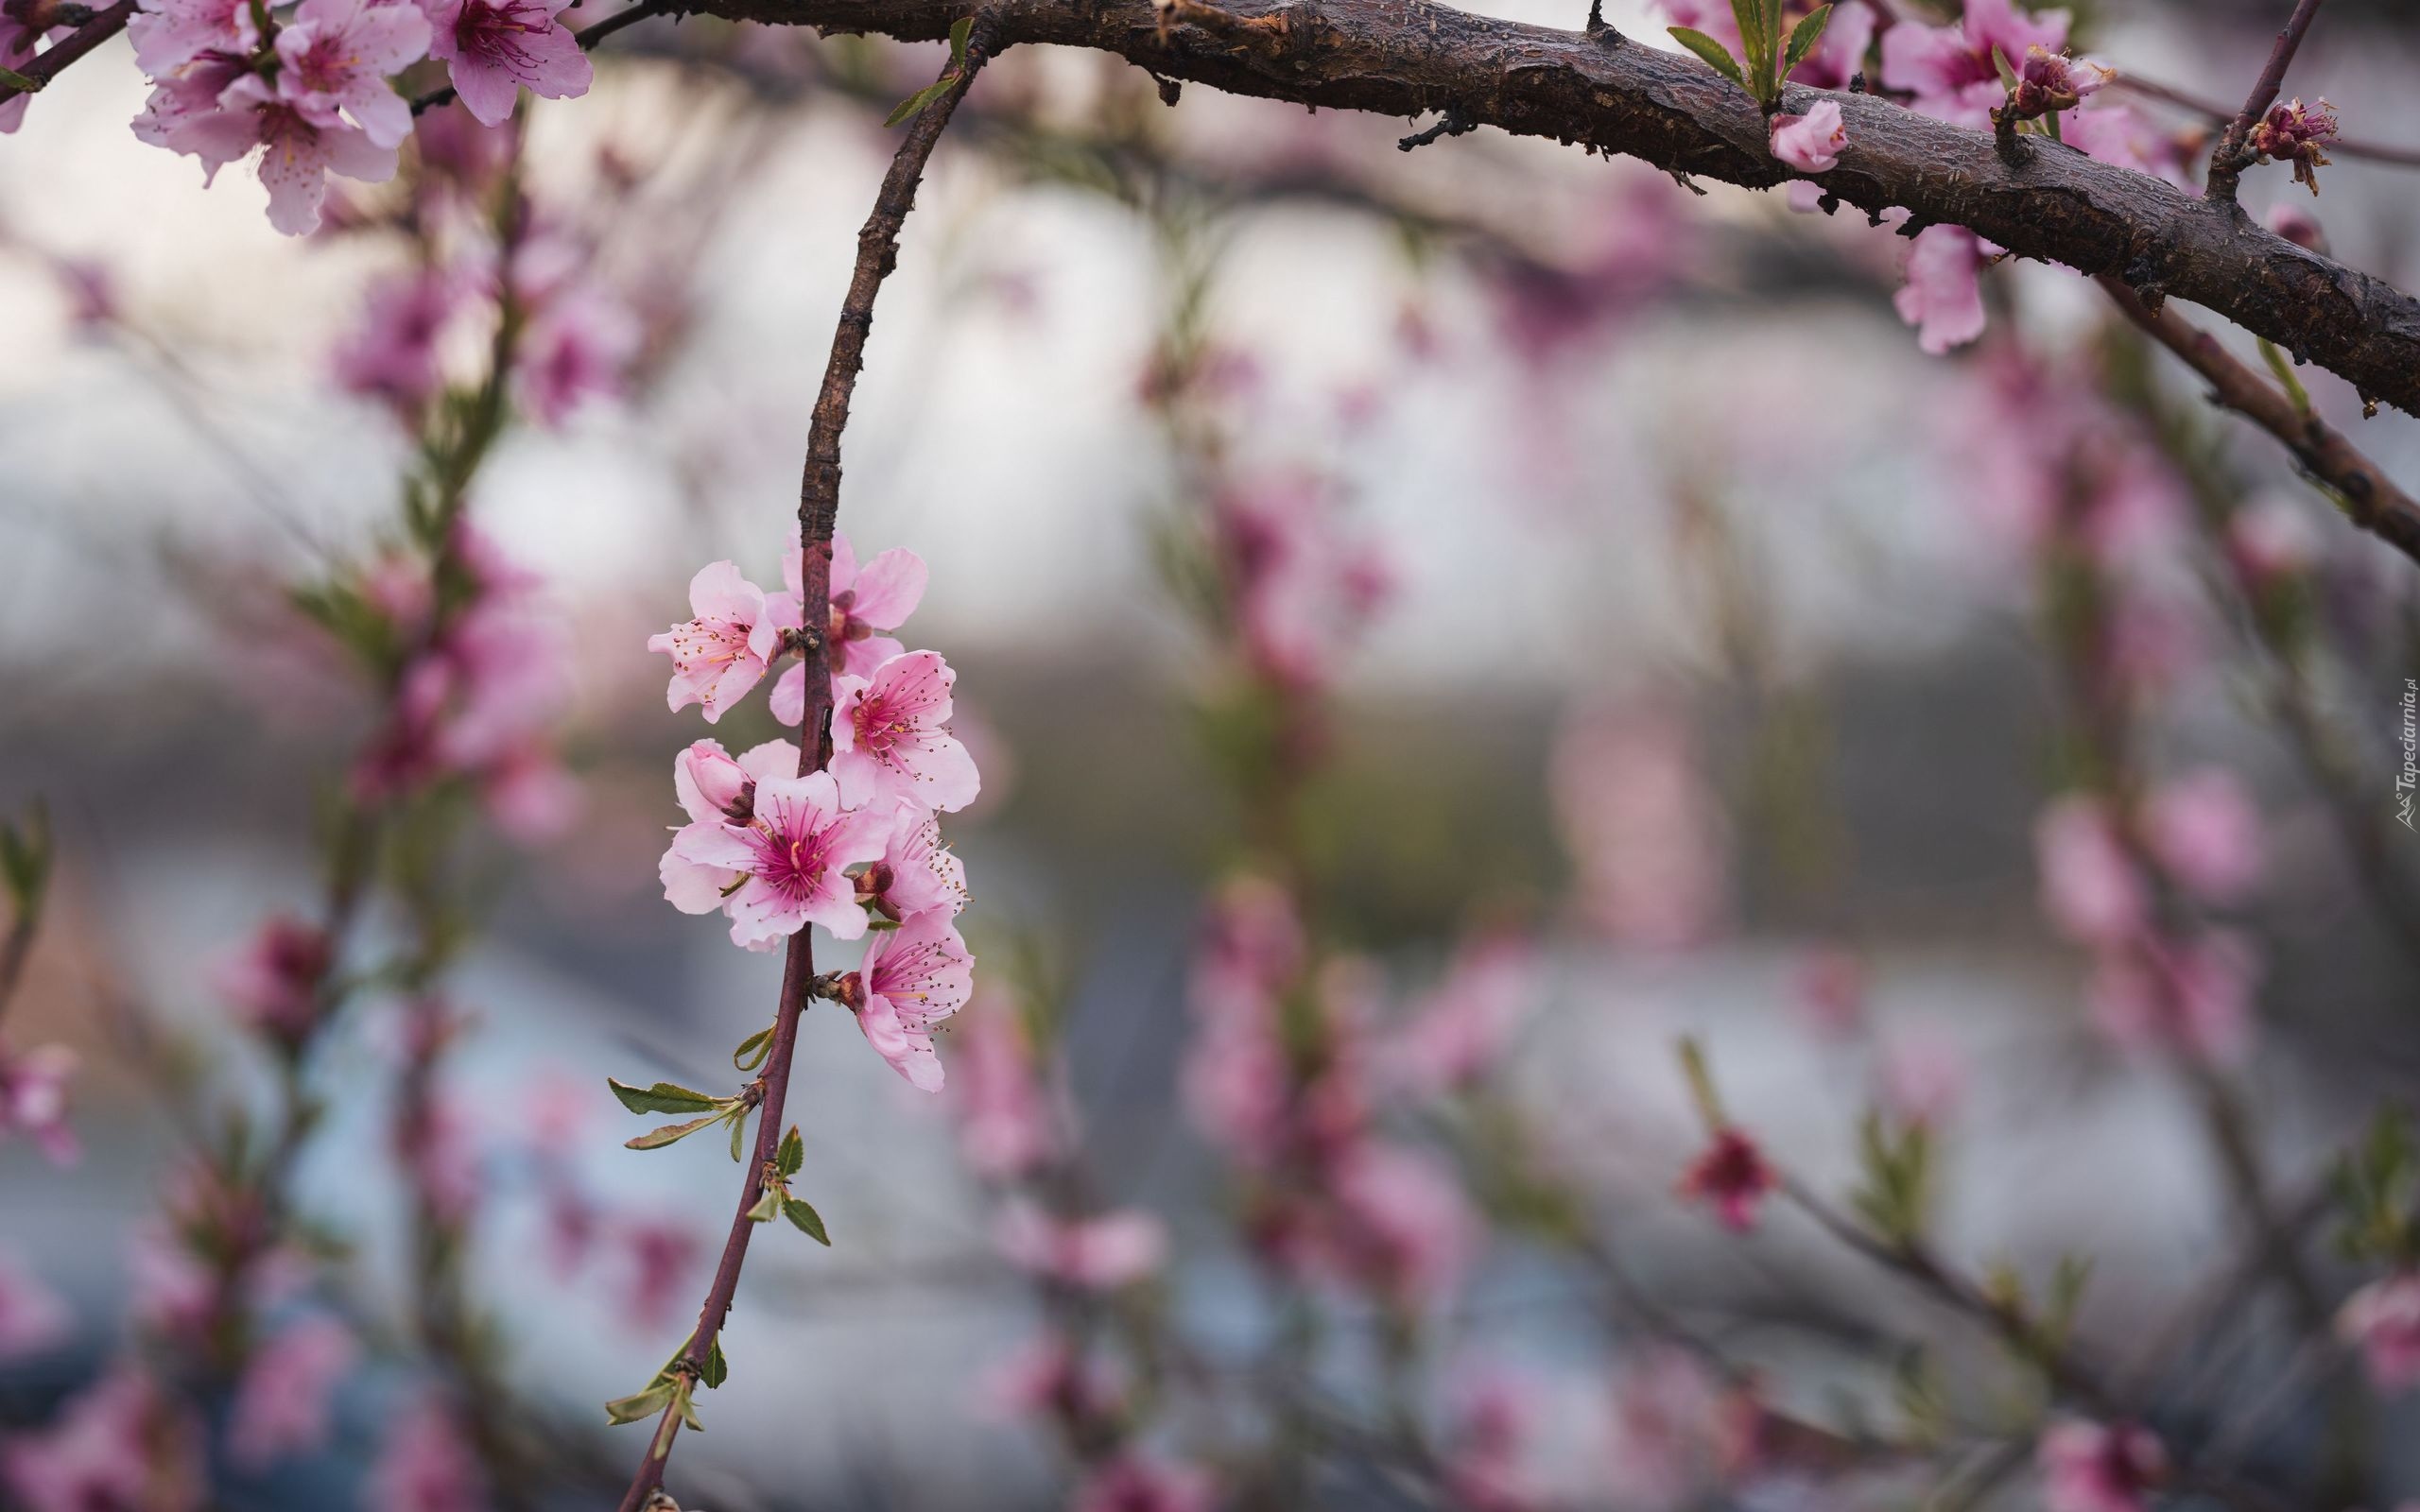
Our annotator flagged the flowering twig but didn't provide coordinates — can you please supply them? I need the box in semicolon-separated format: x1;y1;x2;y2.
0;0;135;105
611;21;994;1511
2110;74;2420;171
2205;0;2327;201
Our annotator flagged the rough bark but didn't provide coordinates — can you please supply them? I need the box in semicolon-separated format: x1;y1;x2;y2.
683;0;2420;418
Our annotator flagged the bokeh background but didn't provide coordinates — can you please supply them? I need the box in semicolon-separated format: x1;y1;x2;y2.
4;0;2420;1507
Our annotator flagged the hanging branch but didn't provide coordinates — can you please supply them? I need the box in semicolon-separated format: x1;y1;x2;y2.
610;18;994;1512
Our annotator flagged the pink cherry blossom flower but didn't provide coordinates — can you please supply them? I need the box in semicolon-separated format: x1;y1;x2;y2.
1211;471;1392;691
1190;873;1305;1023
129;46;251;163
2;1369;202;1512
2038;1419;2165;1512
670;770;888;949
1387;931;1535;1095
1769;102;1846;173
2087;929;2259;1067
845;906;975;1091
481;739;579;841
2004;45;2112;122
147;74;400;235
1894;225;1989;356
367;1394;488;1512
2249;97;2338;195
2144;769;2263;904
830;650;981;815
1880;0;2068;129
1552;703;1729;951
658;737;799;916
128;0;256;76
2034;795;2146;947
212;915;333;1047
1326;1139;1478;1303
980;1332;1125;1426
398;1085;484;1228
648;560;780;723
949;994;1059;1177
863;799;969;920
421;0;592;129
995;1202;1168;1290
771;534;927;716
228;1315;356;1467
1678;1127;1776;1232
336;266;461;420
1071;1453;1214;1512
1442;1366;1544;1512
273;0;429;149
2063;103;2191;185
514;283;640;427
0;1248;71;1361
0;1044;76;1165
2338;1273;2420;1393
1877;1032;1966;1127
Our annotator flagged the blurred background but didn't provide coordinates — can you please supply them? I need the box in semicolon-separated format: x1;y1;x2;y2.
4;0;2420;1507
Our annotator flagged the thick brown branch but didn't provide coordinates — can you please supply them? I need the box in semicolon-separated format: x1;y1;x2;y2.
613;25;989;1512
2100;277;2420;565
2206;0;2326;201
0;0;134;104
683;0;2420;418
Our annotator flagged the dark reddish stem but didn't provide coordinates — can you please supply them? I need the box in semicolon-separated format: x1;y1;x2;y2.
0;0;135;106
613;22;994;1512
2205;0;2327;201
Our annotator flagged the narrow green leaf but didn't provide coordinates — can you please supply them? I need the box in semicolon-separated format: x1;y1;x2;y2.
1783;4;1833;75
732;1026;775;1073
728;1106;749;1162
604;1379;677;1424
1668;27;1747;90
1990;43;2018;92
673;1381;705;1433
746;1185;782;1223
783;1196;831;1246
625;1112;724;1150
777;1125;804;1178
609;1078;729;1116
884;78;953;129
1727;0;1771;89
701;1336;728;1390
947;13;973;68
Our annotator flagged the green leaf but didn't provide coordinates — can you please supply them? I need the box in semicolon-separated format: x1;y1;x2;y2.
625;1112;725;1150
1727;0;1771;91
0;801;50;919
729;1107;749;1162
784;1196;831;1246
946;13;973;68
1668;27;1748;90
604;1379;678;1424
1990;43;2018;92
777;1125;804;1178
672;1380;705;1433
883;77;955;128
746;1185;782;1224
701;1336;728;1390
733;1026;775;1073
609;1078;729;1116
1783;4;1833;76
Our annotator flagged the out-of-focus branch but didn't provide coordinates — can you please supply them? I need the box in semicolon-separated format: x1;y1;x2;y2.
2205;0;2328;202
2099;277;2420;566
611;23;991;1512
0;0;135;106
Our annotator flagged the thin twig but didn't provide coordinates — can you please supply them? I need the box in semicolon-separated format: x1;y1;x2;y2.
0;0;135;106
2112;74;2420;170
611;23;994;1512
2205;0;2328;200
2098;278;2420;566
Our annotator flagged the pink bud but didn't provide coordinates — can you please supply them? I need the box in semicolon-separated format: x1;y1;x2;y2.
677;740;754;820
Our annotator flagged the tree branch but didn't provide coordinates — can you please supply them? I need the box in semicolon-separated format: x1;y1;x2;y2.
0;0;135;106
676;0;2420;419
2099;276;2420;565
611;21;991;1512
2205;0;2327;202
2112;74;2420;171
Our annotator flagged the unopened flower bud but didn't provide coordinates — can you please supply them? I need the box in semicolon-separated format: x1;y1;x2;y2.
2000;46;2112;123
677;740;754;821
831;971;866;1011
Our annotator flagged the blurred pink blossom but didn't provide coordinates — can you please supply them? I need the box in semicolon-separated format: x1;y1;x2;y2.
1552;703;1729;951
1070;1453;1214;1512
948;995;1059;1177
335;266;463;421
0;1044;76;1164
2087;930;2260;1067
1881;0;2068;129
367;1394;489;1512
212;915;332;1047
2;1369;201;1512
1792;948;1867;1040
514;284;641;427
1442;1364;1545;1512
2144;769;2264;905
2038;1419;2166;1512
2338;1273;2420;1393
0;1249;70;1361
2035;796;2147;948
229;1315;356;1467
1678;1127;1776;1232
1877;1032;1966;1128
2225;497;2322;587
1387;931;1536;1095
994;1202;1168;1290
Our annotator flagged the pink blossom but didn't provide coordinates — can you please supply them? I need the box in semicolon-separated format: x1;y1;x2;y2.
1388;931;1535;1094
399;1086;485;1227
1769;102;1846;173
1678;1127;1776;1232
421;0;592;128
1880;0;2068;129
648;560;780;723
2034;795;2146;947
2038;1419;2165;1512
2087;929;2259;1067
1326;1140;1478;1302
2225;496;2322;587
617;1216;703;1332
2063;104;2191;184
847;906;976;1091
2004;45;2111;122
1893;225;1988;356
1190;873;1304;1023
514;283;640;427
667;769;888;949
1552;703;1728;951
1070;1453;1214;1512
979;1333;1125;1426
480;740;579;841
0;1044;76;1165
273;0;429;149
143;74;399;235
1877;1032;1966;1127
771;534;928;716
1443;1366;1544;1512
0;1249;71;1361
995;1202;1168;1289
367;1394;489;1512
949;995;1058;1177
336;266;461;420
213;915;333;1047
410;97;512;188
1211;471;1391;690
2337;1273;2420;1393
2;1369;201;1512
657;737;799;917
128;0;256;76
1792;947;1867;1039
2249;97;2338;195
2144;769;2263;904
229;1315;356;1467
831;650;981;815
863;799;969;920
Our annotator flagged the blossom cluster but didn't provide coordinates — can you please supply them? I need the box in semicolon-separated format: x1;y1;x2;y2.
112;0;591;234
651;531;977;1091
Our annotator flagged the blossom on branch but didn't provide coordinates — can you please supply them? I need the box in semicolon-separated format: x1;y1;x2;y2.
648;560;780;723
421;0;592;128
844;906;975;1091
1769;102;1846;174
666;769;888;949
1677;1126;1776;1232
2248;97;2339;196
2338;1273;2420;1393
2038;1419;2165;1512
272;0;430;150
831;650;981;815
